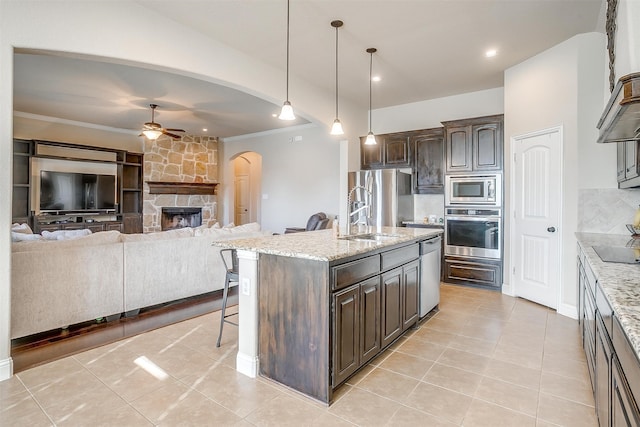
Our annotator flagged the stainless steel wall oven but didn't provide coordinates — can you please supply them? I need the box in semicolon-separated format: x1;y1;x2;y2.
445;207;501;259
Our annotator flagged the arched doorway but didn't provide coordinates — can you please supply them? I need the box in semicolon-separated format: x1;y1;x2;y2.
231;152;262;225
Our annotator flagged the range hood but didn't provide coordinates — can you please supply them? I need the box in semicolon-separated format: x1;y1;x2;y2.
597;72;640;143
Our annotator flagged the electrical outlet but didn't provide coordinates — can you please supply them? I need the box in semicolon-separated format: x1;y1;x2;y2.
241;278;250;295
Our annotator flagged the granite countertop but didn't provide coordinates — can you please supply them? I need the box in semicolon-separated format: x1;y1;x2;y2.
213;226;443;262
575;232;640;358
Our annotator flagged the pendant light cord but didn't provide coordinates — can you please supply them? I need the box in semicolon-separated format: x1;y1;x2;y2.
369;50;373;133
285;0;290;102
335;24;339;118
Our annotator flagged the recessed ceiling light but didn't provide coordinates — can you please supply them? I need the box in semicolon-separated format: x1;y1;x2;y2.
202;128;208;132
485;49;497;58
372;75;381;82
272;113;278;117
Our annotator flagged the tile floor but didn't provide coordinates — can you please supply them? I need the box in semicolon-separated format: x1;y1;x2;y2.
1;284;597;426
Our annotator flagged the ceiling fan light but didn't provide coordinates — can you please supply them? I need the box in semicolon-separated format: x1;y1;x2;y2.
365;131;377;145
330;118;344;135
278;101;295;120
142;129;163;140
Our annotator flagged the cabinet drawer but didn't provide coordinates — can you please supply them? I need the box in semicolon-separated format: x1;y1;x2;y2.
596;283;613;338
332;255;380;291
381;244;418;271
444;256;502;289
613;316;640;406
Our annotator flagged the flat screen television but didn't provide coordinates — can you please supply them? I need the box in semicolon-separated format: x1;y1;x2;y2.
40;171;116;213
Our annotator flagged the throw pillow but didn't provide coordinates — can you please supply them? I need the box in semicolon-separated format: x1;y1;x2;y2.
11;223;33;234
11;231;43;242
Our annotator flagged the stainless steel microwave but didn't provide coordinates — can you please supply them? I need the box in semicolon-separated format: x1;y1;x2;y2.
445;174;501;206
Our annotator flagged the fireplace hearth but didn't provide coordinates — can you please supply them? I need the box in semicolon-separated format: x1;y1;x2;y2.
161;207;202;231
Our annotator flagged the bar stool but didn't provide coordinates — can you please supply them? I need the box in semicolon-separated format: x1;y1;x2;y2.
216;248;239;347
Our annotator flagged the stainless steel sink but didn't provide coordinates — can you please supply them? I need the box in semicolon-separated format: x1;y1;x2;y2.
338;233;401;242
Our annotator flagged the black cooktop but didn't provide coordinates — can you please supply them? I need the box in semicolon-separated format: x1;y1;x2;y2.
593;246;640;264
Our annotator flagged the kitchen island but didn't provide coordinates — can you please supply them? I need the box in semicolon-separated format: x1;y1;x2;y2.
214;226;442;404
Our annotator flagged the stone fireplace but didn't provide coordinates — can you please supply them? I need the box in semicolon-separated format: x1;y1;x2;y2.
143;135;219;233
161;207;202;230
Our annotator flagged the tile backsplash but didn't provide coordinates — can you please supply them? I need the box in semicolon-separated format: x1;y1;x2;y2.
414;194;445;222
579;188;640;234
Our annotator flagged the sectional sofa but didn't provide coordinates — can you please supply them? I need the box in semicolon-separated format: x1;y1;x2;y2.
10;223;270;339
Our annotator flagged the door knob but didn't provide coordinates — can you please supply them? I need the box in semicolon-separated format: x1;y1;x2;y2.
547;226;556;233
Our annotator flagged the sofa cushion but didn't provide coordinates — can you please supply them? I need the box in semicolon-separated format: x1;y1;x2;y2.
12;230;122;253
42;229;92;241
119;227;194;242
12;223;34;234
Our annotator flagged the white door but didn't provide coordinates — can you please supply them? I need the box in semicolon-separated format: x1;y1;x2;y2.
234;174;250;225
512;128;561;309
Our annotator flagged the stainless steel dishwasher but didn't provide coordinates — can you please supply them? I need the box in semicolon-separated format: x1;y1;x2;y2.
419;236;441;317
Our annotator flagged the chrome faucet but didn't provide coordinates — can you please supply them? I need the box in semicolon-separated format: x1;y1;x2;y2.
347;185;372;235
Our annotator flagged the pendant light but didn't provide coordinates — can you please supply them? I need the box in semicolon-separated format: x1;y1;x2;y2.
330;20;344;135
365;48;377;145
278;0;295;120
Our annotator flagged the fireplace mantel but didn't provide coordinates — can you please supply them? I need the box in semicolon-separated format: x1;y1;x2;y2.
147;181;218;195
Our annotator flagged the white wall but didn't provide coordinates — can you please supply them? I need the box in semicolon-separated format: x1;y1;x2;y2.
221;125;341;234
0;0;364;381
504;32;608;317
615;0;640;78
373;88;504;134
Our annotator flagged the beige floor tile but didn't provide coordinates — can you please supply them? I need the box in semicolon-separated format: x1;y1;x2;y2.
423;362;483;396
484;359;542;391
540;371;594;407
437;348;492;375
537;392;598;426
493;344;543;370
185;364;282;417
16;357;85;390
242;393;329;426
328;387;402;426
0;375;28;400
447;334;496;357
130;379;242;426
387;405;458;426
473;307;514;321
542;353;590;382
457;321;505;343
139;341;220;379
378;351;434;379
474;376;539;416
345;364;374;386
54;399;150;426
0;391;53;426
396;337;447;361
425;317;468;334
463;398;536;427
411;325;457;347
356;367;420;403
404;382;472;424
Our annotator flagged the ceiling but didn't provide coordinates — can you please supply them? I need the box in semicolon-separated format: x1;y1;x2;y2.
13;0;604;139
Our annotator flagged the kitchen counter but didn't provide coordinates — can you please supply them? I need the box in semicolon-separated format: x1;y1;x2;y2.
213;226;443;403
214;226;442;261
575;232;640;359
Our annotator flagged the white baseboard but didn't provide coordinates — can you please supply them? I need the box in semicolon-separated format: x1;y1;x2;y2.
236;352;259;378
502;282;515;296
0;357;13;382
558;303;578;320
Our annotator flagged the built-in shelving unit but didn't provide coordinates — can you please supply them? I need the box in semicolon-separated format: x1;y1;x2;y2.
11;139;144;234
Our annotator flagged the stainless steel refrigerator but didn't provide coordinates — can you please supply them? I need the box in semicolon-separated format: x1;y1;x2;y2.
347;168;414;229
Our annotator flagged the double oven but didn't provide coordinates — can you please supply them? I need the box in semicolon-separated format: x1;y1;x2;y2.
444;174;502;260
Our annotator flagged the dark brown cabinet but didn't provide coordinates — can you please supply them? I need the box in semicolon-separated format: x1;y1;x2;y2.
617;141;640;188
360;133;411;169
578;243;640;427
381;267;402;348
412;129;444;194
12;139;33;226
443;115;503;173
444;256;502;289
119;152;144;234
332;275;381;387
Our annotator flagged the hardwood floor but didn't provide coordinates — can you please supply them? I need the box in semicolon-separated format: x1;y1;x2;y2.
11;288;238;373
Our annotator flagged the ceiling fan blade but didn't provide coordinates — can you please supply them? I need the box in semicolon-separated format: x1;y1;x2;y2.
165;128;185;132
163;131;183;139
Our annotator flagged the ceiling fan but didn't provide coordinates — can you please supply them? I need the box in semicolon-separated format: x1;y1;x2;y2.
140;104;185;140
